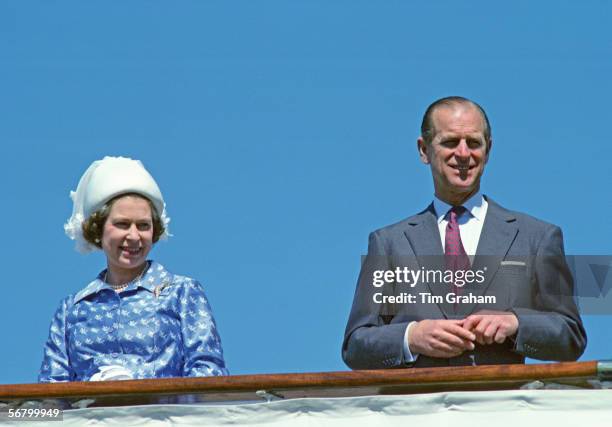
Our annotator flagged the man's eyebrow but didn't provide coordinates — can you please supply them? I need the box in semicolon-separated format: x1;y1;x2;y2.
438;132;485;140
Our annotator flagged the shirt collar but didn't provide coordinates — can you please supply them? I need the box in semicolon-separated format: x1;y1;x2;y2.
74;261;172;303
433;192;487;224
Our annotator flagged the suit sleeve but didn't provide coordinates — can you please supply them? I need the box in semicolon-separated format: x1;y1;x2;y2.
342;231;415;369
512;225;587;361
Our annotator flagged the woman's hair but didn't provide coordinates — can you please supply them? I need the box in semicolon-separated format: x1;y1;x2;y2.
81;193;165;248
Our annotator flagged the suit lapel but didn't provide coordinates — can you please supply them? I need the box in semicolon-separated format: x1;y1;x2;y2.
464;198;518;314
402;204;452;317
403;204;444;257
474;198;518;259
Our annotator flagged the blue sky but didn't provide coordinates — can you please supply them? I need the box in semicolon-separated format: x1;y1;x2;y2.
1;1;611;384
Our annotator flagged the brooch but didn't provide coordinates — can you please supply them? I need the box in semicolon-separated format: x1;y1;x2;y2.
153;280;171;299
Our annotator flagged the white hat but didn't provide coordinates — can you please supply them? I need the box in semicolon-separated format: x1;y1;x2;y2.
64;156;171;253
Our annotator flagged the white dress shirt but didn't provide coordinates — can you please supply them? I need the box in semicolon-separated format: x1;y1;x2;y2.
402;193;489;363
433;192;488;257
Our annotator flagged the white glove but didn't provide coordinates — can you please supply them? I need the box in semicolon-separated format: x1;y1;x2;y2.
89;365;134;381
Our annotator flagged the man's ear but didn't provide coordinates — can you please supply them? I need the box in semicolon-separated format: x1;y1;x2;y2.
417;137;430;164
485;138;493;163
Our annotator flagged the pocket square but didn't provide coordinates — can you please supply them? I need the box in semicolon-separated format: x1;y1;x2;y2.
500;260;526;266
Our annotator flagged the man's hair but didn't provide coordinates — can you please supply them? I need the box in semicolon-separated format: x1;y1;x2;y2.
420;96;492;145
82;193;165;248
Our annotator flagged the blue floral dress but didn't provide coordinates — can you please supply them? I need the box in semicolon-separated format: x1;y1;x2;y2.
39;261;228;381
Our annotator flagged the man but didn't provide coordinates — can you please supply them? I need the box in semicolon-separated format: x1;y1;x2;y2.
342;96;586;368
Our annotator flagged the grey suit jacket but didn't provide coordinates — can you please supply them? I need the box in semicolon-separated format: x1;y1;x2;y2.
342;198;586;369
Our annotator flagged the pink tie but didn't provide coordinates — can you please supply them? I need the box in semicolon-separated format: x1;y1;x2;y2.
445;206;470;295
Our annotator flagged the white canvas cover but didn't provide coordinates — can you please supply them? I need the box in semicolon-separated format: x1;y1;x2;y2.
3;390;612;426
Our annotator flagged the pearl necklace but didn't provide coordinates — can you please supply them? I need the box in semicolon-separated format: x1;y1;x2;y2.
104;264;148;293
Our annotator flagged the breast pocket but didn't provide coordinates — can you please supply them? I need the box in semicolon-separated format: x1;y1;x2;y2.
496;264;532;307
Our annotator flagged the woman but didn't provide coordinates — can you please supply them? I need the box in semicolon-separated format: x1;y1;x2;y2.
39;156;228;381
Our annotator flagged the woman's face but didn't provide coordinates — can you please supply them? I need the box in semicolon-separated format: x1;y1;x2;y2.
101;195;154;276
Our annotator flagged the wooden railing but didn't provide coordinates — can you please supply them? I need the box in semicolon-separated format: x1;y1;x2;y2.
0;361;605;408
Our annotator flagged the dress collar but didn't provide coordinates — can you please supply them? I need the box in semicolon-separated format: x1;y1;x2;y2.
433;192;487;224
74;261;172;303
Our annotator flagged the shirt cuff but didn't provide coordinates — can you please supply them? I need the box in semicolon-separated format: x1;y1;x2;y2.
402;321;419;364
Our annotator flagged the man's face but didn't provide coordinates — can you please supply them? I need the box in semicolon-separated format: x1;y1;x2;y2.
418;104;490;204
